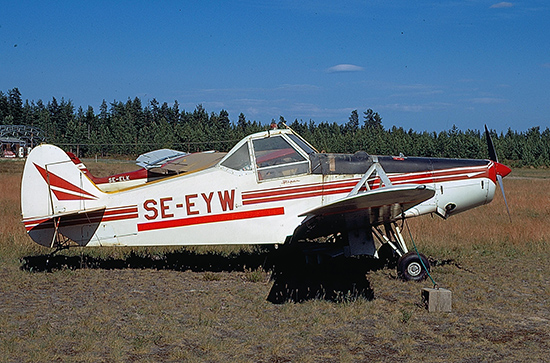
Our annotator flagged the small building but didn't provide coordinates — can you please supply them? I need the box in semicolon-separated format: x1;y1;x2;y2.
0;125;46;158
1;137;26;158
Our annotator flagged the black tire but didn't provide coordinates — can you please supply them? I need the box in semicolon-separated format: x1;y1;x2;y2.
397;251;430;281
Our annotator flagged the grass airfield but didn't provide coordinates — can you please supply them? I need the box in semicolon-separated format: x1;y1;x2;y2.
1;159;549;362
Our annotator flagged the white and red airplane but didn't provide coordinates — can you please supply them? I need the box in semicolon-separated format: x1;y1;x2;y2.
21;126;511;280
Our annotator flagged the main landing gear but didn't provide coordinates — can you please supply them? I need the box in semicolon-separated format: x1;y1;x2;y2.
372;221;430;281
397;251;430;281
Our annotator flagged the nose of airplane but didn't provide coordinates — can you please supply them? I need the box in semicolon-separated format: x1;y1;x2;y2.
495;162;511;178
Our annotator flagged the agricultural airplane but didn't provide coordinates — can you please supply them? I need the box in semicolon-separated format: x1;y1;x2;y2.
21;126;511;280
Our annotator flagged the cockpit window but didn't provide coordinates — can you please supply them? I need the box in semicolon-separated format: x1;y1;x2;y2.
221;142;252;171
253;136;306;167
252;135;309;180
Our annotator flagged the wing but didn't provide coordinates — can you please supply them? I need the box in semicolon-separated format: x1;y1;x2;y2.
300;184;434;218
292;184;435;241
136;149;188;170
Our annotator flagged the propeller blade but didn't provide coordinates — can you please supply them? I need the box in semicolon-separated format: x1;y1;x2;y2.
485;124;498;162
497;174;512;222
486;125;512;222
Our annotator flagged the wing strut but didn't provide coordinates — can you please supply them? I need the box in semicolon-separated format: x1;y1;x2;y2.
348;157;392;197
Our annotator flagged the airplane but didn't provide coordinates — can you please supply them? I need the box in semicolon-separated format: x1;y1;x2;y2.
20;125;511;281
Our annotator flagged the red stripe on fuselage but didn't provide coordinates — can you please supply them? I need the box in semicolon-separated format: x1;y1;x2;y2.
242;179;361;205
243;187;358;205
242;165;491;205
137;207;285;232
242;179;359;199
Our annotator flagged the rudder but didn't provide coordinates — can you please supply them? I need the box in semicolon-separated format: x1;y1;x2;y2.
21;145;106;246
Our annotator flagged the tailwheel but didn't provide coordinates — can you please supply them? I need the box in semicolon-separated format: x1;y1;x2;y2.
397;251;430;281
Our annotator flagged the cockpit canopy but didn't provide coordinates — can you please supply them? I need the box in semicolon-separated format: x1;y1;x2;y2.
220;129;317;181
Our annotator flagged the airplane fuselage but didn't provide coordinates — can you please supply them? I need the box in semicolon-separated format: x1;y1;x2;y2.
21;129;510;249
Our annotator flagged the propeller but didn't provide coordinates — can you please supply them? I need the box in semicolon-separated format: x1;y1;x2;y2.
484;125;512;222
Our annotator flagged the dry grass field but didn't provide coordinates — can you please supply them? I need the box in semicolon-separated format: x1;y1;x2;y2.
1;159;549;362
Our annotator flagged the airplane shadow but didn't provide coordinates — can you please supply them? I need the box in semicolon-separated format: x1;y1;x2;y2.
20;249;271;273
266;248;376;304
20;246;381;304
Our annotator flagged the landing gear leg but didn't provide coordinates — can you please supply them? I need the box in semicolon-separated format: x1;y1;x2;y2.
373;221;430;281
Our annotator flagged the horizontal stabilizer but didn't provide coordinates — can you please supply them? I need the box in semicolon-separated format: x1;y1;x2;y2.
23;206;108;247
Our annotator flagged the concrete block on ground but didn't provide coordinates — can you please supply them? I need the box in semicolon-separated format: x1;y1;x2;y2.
422;287;452;312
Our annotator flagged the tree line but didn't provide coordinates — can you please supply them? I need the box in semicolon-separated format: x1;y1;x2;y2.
1;88;549;167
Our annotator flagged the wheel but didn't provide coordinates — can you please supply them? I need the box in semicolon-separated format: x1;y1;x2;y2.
397;251;430;281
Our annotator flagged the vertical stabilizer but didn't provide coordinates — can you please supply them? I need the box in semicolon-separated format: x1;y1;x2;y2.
21;145;106;246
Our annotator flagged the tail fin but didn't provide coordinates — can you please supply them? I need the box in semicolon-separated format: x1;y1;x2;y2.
21;145;106;246
66;151;92;175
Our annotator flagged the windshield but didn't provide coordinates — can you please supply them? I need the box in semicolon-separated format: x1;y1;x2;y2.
252;135;309;180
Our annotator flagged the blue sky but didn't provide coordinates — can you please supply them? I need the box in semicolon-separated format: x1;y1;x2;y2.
1;1;549;132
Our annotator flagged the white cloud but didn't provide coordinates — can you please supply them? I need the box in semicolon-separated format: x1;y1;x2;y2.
490;2;513;8
326;64;364;73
